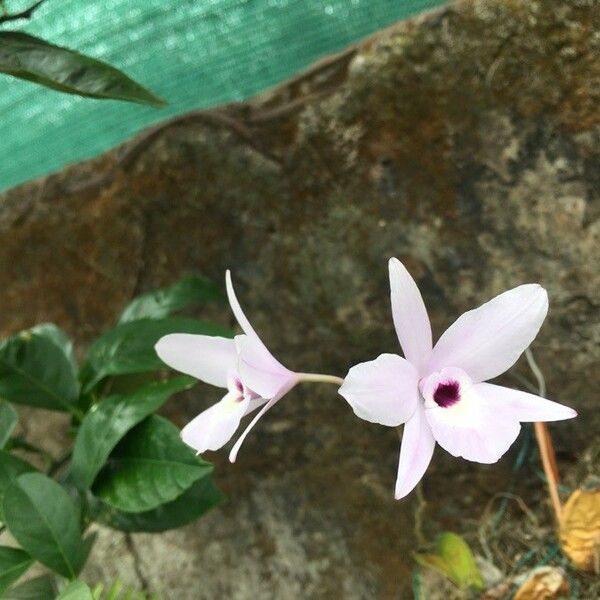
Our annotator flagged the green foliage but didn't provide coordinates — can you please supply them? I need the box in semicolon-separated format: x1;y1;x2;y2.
3;472;86;578
0;328;80;411
0;401;17;448
0;275;225;593
96;475;225;533
57;580;94;600
81;317;232;393
0;31;165;107
71;377;195;490
0;451;37;520
414;532;485;591
91;579;160;600
0;546;33;595
118;274;222;323
3;574;58;599
93;415;213;512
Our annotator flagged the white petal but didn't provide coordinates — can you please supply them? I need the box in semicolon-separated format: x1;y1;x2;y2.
428;284;548;382
395;403;436;499
181;392;249;453
226;270;262;341
228;381;296;462
389;258;433;372
425;386;521;463
474;383;577;422
235;334;297;399
155;334;236;388
339;354;419;426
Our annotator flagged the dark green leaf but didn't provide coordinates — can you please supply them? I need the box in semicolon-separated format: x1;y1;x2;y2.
96;475;224;533
3;574;57;600
28;323;77;375
3;473;85;578
0;401;17;448
93;415;212;513
118;275;223;323
0;32;165;107
56;580;94;600
82;317;232;392
414;532;485;591
0;450;36;520
75;531;97;575
0;546;33;595
0;330;80;411
71;376;195;490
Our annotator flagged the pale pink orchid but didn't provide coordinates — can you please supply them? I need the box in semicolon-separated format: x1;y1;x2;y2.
339;258;577;500
155;271;298;462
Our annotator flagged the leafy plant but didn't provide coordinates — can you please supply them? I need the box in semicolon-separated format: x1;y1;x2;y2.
414;532;485;591
0;1;165;106
0;274;227;596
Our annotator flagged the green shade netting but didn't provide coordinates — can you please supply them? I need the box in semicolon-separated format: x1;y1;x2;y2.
1;0;446;192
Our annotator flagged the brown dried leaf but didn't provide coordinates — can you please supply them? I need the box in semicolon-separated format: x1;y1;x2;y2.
560;487;600;572
513;567;569;600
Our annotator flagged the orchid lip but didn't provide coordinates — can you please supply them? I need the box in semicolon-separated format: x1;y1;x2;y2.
420;367;472;410
433;380;460;408
228;374;260;402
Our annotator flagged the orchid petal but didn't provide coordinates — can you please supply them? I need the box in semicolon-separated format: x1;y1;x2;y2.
226;270;263;342
395;403;436;499
428;284;548;382
475;383;577;422
228;381;295;462
389;258;433;371
339;353;419;426
181;392;250;453
155;334;236;388
425;388;521;464
235;334;297;399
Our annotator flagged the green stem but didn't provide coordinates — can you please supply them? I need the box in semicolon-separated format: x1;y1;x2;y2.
296;372;344;386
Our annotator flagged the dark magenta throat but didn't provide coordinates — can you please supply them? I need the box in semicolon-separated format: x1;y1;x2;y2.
433;380;460;408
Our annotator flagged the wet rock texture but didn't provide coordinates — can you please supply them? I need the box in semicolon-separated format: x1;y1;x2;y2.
1;0;599;597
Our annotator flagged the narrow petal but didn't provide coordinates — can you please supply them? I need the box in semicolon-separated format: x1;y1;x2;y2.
389;258;433;372
475;383;577;422
236;334;297;399
226;270;262;341
428;284;548;382
395;403;435;499
425;386;521;463
155;334;236;388
339;354;419;427
228;380;296;462
181;392;249;453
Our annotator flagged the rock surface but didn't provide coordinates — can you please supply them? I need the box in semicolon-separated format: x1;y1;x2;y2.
1;0;599;597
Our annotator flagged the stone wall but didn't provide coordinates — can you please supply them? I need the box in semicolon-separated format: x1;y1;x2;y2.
1;0;598;597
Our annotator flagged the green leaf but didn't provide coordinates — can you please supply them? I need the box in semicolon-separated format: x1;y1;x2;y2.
118;275;223;323
0;329;80;411
82;317;232;393
0;401;17;448
71;376;195;490
3;574;58;600
414;532;485;591
95;475;224;533
0;450;36;520
93;415;212;513
0;546;33;595
57;580;94;600
28;324;77;375
3;472;85;578
0;32;165;107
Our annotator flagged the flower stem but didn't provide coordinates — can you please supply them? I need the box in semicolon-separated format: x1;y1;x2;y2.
525;348;562;523
296;372;344;386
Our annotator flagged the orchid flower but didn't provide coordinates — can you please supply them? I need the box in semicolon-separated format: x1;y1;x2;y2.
155;271;299;462
339;258;577;500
